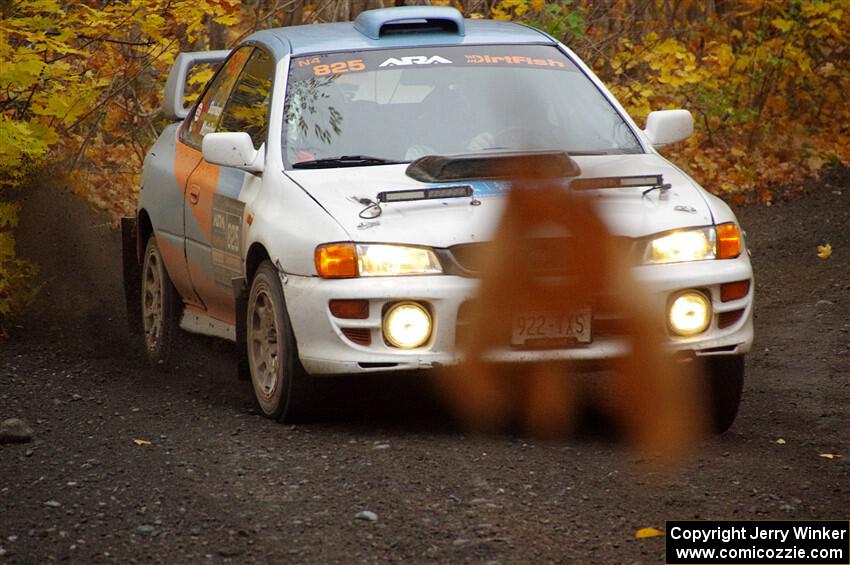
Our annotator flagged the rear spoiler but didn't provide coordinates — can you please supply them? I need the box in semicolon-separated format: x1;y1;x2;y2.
163;50;230;121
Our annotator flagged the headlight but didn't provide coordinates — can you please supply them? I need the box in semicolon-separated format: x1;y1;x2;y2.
646;227;716;264
358;244;442;276
383;302;433;349
668;291;711;336
315;243;442;278
645;224;742;264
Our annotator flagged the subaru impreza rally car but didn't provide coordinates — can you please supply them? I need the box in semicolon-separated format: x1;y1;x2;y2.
122;6;754;431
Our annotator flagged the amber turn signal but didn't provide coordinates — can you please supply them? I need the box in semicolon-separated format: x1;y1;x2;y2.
720;280;750;302
329;299;369;319
716;223;741;259
315;243;358;278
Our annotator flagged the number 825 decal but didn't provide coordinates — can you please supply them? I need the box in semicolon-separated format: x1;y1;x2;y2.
313;59;365;76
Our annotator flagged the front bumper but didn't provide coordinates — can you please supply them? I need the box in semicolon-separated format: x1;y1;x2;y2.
284;254;754;375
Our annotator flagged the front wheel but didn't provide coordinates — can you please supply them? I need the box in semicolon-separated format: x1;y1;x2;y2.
706;355;745;434
246;262;310;421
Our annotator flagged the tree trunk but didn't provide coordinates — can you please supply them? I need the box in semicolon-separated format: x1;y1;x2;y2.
208;18;226;50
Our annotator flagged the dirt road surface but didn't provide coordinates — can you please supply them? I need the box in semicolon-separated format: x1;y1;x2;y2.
2;170;848;563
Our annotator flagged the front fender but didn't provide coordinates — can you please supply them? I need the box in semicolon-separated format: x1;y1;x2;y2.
244;167;351;277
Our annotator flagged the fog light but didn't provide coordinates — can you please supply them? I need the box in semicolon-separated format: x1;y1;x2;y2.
668;291;711;336
383;302;432;349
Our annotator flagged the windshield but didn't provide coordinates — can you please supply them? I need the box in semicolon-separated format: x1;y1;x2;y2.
284;45;642;167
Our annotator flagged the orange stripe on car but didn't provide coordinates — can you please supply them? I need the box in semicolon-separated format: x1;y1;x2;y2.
186;160;220;242
174;136;202;196
154;233;203;308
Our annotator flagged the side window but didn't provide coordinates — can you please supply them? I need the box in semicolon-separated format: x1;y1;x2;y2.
181;47;253;148
219;49;274;149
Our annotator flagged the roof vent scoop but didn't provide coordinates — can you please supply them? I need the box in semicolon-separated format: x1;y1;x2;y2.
353;6;465;39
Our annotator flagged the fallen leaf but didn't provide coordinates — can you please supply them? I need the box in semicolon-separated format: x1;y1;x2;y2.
775;438;786;444
817;243;832;259
635;527;665;539
133;439;152;446
805;156;825;171
819;453;841;460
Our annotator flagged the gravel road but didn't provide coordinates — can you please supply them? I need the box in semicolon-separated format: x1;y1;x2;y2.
1;170;848;563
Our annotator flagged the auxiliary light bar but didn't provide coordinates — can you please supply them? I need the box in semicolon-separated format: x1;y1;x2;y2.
570;175;664;191
377;185;474;203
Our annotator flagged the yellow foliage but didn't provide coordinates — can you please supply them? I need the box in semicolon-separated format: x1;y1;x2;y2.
0;202;38;324
0;0;238;322
542;0;850;200
493;0;531;20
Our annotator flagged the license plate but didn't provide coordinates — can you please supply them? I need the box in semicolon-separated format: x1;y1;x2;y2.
511;309;592;346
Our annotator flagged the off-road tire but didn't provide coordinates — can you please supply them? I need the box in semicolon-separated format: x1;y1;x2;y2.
246;262;310;422
706;355;745;434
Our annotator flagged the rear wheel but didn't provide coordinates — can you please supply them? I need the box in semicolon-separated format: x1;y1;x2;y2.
141;237;181;367
247;262;309;421
706;355;745;434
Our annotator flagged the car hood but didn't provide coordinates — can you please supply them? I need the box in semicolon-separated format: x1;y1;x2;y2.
286;154;713;247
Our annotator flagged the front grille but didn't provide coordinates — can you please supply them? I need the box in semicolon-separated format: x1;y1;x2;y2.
444;238;576;277
718;309;745;329
441;237;635;277
341;328;371;346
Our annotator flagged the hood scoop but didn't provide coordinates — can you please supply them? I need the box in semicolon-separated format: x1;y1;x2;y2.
405;151;581;183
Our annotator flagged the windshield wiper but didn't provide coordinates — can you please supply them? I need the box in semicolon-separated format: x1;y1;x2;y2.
477;148;609;156
566;150;608;156
566;148;646;156
292;155;403;169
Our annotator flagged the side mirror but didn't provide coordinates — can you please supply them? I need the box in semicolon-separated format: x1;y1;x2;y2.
162;50;230;121
202;132;264;173
643;109;694;147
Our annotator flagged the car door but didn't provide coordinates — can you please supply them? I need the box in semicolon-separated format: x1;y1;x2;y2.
172;47;253;309
184;47;274;324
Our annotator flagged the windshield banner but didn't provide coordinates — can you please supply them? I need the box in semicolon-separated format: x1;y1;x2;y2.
290;45;578;80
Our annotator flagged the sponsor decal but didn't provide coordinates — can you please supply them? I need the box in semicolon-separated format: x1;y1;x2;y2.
289;46;578;81
211;194;245;286
465;54;565;68
378;55;453;67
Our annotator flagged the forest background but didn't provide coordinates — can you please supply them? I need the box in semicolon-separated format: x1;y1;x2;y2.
1;0;848;321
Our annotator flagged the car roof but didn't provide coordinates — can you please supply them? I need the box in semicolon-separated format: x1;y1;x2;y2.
243;8;556;59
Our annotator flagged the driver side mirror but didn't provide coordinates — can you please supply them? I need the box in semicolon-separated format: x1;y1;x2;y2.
643;109;694;147
202;132;264;173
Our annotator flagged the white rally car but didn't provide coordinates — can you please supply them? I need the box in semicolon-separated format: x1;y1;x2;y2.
122;6;754;431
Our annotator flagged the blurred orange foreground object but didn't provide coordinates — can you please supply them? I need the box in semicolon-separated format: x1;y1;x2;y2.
438;175;706;463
